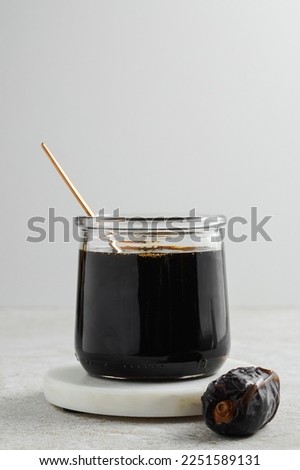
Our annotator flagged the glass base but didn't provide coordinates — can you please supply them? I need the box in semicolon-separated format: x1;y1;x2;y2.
76;354;228;381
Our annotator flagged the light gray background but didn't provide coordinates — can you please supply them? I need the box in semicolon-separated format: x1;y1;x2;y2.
0;0;299;308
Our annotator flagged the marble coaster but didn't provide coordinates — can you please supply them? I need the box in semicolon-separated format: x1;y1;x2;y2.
44;358;251;418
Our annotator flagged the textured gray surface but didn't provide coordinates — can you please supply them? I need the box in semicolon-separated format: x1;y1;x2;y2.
0;308;299;450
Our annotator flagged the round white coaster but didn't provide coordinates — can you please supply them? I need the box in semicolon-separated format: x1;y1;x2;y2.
44;358;252;418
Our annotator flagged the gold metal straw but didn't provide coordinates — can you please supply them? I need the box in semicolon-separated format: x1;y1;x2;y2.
41;142;95;217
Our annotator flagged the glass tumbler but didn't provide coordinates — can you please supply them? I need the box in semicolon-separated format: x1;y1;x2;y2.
75;215;230;380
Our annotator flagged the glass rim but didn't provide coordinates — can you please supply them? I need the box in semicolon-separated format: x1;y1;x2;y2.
75;214;227;231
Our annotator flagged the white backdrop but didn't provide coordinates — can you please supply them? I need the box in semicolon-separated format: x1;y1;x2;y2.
0;0;299;307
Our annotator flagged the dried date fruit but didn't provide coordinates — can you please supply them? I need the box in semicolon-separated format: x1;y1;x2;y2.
201;366;280;436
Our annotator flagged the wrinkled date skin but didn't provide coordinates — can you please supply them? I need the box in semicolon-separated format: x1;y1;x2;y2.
201;367;280;437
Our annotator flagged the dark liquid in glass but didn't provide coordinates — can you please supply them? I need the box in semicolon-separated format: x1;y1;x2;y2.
75;249;230;379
